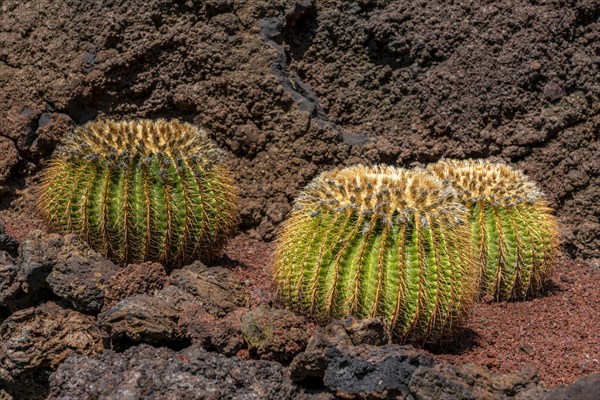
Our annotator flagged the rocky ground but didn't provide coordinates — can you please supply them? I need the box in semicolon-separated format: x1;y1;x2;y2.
1;0;599;399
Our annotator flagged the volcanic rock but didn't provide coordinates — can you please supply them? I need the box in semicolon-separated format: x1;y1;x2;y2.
48;344;301;400
47;252;118;314
241;306;310;363
179;305;248;357
0;224;18;257
101;262;168;312
0;301;103;399
2;231;97;311
97;294;185;347
168;262;248;316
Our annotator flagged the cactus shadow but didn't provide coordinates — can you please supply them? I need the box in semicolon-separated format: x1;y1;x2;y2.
209;254;244;269
425;328;481;355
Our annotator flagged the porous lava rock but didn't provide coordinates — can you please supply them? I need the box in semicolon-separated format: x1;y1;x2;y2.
290;317;549;399
47;252;118;314
97;294;186;348
178;305;248;357
101;262;168;312
0;224;18;257
2;231;98;311
97;262;247;348
0;301;103;400
241;306;311;363
168;261;249;317
47;344;301;400
544;373;600;400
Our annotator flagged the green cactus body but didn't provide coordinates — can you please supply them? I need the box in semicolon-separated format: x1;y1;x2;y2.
40;119;238;266
427;159;558;301
274;165;478;343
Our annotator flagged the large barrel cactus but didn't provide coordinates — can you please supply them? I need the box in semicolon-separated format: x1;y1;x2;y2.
39;119;238;266
427;159;558;301
274;165;478;343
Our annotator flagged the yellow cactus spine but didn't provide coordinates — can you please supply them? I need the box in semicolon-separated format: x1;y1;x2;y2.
274;165;479;344
39;119;238;267
427;159;559;301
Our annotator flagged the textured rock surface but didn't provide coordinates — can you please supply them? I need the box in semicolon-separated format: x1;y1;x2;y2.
47;252;118;313
2;231;96;311
168;262;248;317
97;294;185;347
1;0;596;258
0;224;18;257
48;344;301;400
290;318;550;399
98;262;246;348
0;252;19;311
179;305;248;357
409;363;546;400
544;373;600;400
241;306;311;363
0;301;103;400
101;262;168;311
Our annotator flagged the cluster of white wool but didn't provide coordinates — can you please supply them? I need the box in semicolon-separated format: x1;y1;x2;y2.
427;159;544;207
294;164;467;228
56;119;224;168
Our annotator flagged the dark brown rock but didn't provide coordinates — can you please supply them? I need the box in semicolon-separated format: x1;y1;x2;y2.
179;305;248;356
544;373;600;400
48;344;301;400
0;224;18;257
543;82;565;102
169;262;248;317
3;231;96;311
410;363;547;400
97;294;185;346
27;112;74;160
0;137;18;190
101;262;168;312
289;317;388;382
0;252;19;309
47;252;118;314
241;306;310;363
0;301;103;400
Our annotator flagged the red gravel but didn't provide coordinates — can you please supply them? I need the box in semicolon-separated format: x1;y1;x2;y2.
224;234;600;387
433;258;600;387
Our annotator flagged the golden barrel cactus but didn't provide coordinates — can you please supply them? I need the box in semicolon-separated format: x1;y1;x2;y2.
274;165;478;343
39;119;238;266
427;159;559;300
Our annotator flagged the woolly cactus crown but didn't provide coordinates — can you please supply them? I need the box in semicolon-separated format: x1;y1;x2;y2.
296;164;465;227
427;158;558;300
427;159;544;207
57;119;224;166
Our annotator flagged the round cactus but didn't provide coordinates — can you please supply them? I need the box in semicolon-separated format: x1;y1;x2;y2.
274;165;479;343
427;159;559;301
39;119;238;266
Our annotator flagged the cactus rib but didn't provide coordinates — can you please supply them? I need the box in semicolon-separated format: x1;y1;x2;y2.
39;119;238;266
274;165;478;343
427;159;559;300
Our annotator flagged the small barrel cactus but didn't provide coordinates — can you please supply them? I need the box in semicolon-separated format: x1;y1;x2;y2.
274;165;479;343
39;119;238;266
427;159;558;301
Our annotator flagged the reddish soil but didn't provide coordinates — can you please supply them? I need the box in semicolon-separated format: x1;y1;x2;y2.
435;259;600;387
220;233;600;388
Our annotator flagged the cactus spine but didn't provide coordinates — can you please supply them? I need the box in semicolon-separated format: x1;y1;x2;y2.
39;119;238;266
427;159;558;300
274;165;478;343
